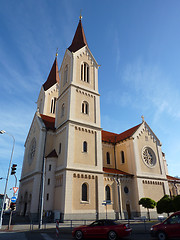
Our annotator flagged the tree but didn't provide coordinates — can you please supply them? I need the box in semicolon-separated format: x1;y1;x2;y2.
157;195;174;216
139;197;156;220
173;195;180;211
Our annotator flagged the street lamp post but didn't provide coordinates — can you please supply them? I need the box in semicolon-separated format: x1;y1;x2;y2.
0;130;15;229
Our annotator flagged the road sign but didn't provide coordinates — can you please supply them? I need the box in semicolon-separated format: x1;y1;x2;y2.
13;187;19;194
102;200;112;205
11;196;17;203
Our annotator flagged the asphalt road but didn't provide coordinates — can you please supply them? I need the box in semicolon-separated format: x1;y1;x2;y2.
0;224;153;240
0;220;156;240
0;231;152;240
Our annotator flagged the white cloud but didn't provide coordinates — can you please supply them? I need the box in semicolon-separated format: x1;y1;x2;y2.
122;58;180;122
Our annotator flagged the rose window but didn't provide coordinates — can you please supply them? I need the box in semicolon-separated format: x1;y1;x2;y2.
142;146;156;168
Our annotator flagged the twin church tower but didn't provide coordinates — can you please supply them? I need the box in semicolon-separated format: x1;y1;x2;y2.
18;17;175;220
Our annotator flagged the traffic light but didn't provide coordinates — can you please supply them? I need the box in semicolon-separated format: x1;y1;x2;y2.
11;164;17;175
10;202;16;211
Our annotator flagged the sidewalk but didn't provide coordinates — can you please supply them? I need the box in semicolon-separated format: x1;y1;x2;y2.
0;222;72;233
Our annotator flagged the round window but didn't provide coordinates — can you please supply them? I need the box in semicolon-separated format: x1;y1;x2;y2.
124;186;129;194
142;146;156;168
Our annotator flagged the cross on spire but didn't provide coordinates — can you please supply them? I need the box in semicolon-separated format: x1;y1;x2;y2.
141;115;145;122
79;9;82;20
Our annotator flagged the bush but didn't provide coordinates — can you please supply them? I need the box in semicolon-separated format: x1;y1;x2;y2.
157;195;174;215
139;197;156;220
173;195;180;211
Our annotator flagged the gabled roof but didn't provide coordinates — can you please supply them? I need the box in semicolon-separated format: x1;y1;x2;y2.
46;149;58;158
68;19;88;52
40;114;55;130
102;124;141;144
43;58;60;91
103;167;133;177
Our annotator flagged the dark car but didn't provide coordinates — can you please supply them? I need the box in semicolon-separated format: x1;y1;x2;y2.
150;211;180;240
72;219;132;240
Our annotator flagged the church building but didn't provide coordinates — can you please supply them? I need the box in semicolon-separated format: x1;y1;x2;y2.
18;17;180;221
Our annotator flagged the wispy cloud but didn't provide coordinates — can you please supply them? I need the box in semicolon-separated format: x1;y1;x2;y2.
107;58;180;123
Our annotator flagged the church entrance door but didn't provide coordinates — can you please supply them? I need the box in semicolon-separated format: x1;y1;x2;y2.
23;202;27;216
126;203;131;219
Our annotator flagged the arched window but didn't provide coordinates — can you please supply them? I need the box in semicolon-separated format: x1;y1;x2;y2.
81;62;89;83
106;152;110;164
105;185;111;201
61;103;65;117
83;141;87;152
121;151;125;164
63;65;68;86
50;97;57;114
59;143;61;155
82;183;88;201
82;101;89;114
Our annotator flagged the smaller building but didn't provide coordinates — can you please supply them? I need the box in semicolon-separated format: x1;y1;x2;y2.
0;194;10;211
167;175;180;197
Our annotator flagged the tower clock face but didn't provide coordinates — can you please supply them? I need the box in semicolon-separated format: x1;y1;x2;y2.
142;146;156;168
28;137;36;165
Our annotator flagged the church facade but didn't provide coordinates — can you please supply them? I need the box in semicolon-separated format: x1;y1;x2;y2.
18;19;180;221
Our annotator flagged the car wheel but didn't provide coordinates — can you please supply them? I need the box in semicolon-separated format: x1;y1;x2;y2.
75;230;83;240
108;230;117;240
157;231;167;240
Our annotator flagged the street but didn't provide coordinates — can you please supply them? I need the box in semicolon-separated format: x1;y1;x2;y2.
0;222;154;240
0;231;152;240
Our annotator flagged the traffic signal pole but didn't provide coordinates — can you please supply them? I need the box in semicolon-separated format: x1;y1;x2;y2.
8;209;13;230
0;131;15;229
8;175;17;229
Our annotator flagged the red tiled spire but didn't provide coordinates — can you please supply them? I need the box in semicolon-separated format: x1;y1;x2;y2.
43;58;60;91
68;19;88;52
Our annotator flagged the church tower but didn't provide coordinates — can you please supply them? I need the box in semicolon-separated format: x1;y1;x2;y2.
36;57;59;117
52;17;104;220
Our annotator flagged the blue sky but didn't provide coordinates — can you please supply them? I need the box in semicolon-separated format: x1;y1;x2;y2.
0;0;180;197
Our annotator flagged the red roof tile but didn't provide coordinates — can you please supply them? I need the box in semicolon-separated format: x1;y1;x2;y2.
43;58;60;91
40;114;55;130
46;149;58;158
167;175;180;181
68;19;88;52
102;124;141;143
103;167;133;177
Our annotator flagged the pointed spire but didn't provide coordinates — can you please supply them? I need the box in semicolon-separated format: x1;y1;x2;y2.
43;58;60;91
68;18;88;52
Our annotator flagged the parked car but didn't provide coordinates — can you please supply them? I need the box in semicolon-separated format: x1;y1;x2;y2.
72;219;132;240
150;211;180;240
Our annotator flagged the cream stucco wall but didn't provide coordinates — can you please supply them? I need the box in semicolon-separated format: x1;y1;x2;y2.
115;140;135;174
103;143;115;169
72;174;96;211
59;52;72;96
21;116;43;177
53;173;64;212
56;90;70;128
74;49;96;91
137;129;162;175
142;180;166;201
73;127;96;166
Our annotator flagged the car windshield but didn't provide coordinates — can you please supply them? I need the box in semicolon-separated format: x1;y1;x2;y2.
164;214;180;225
